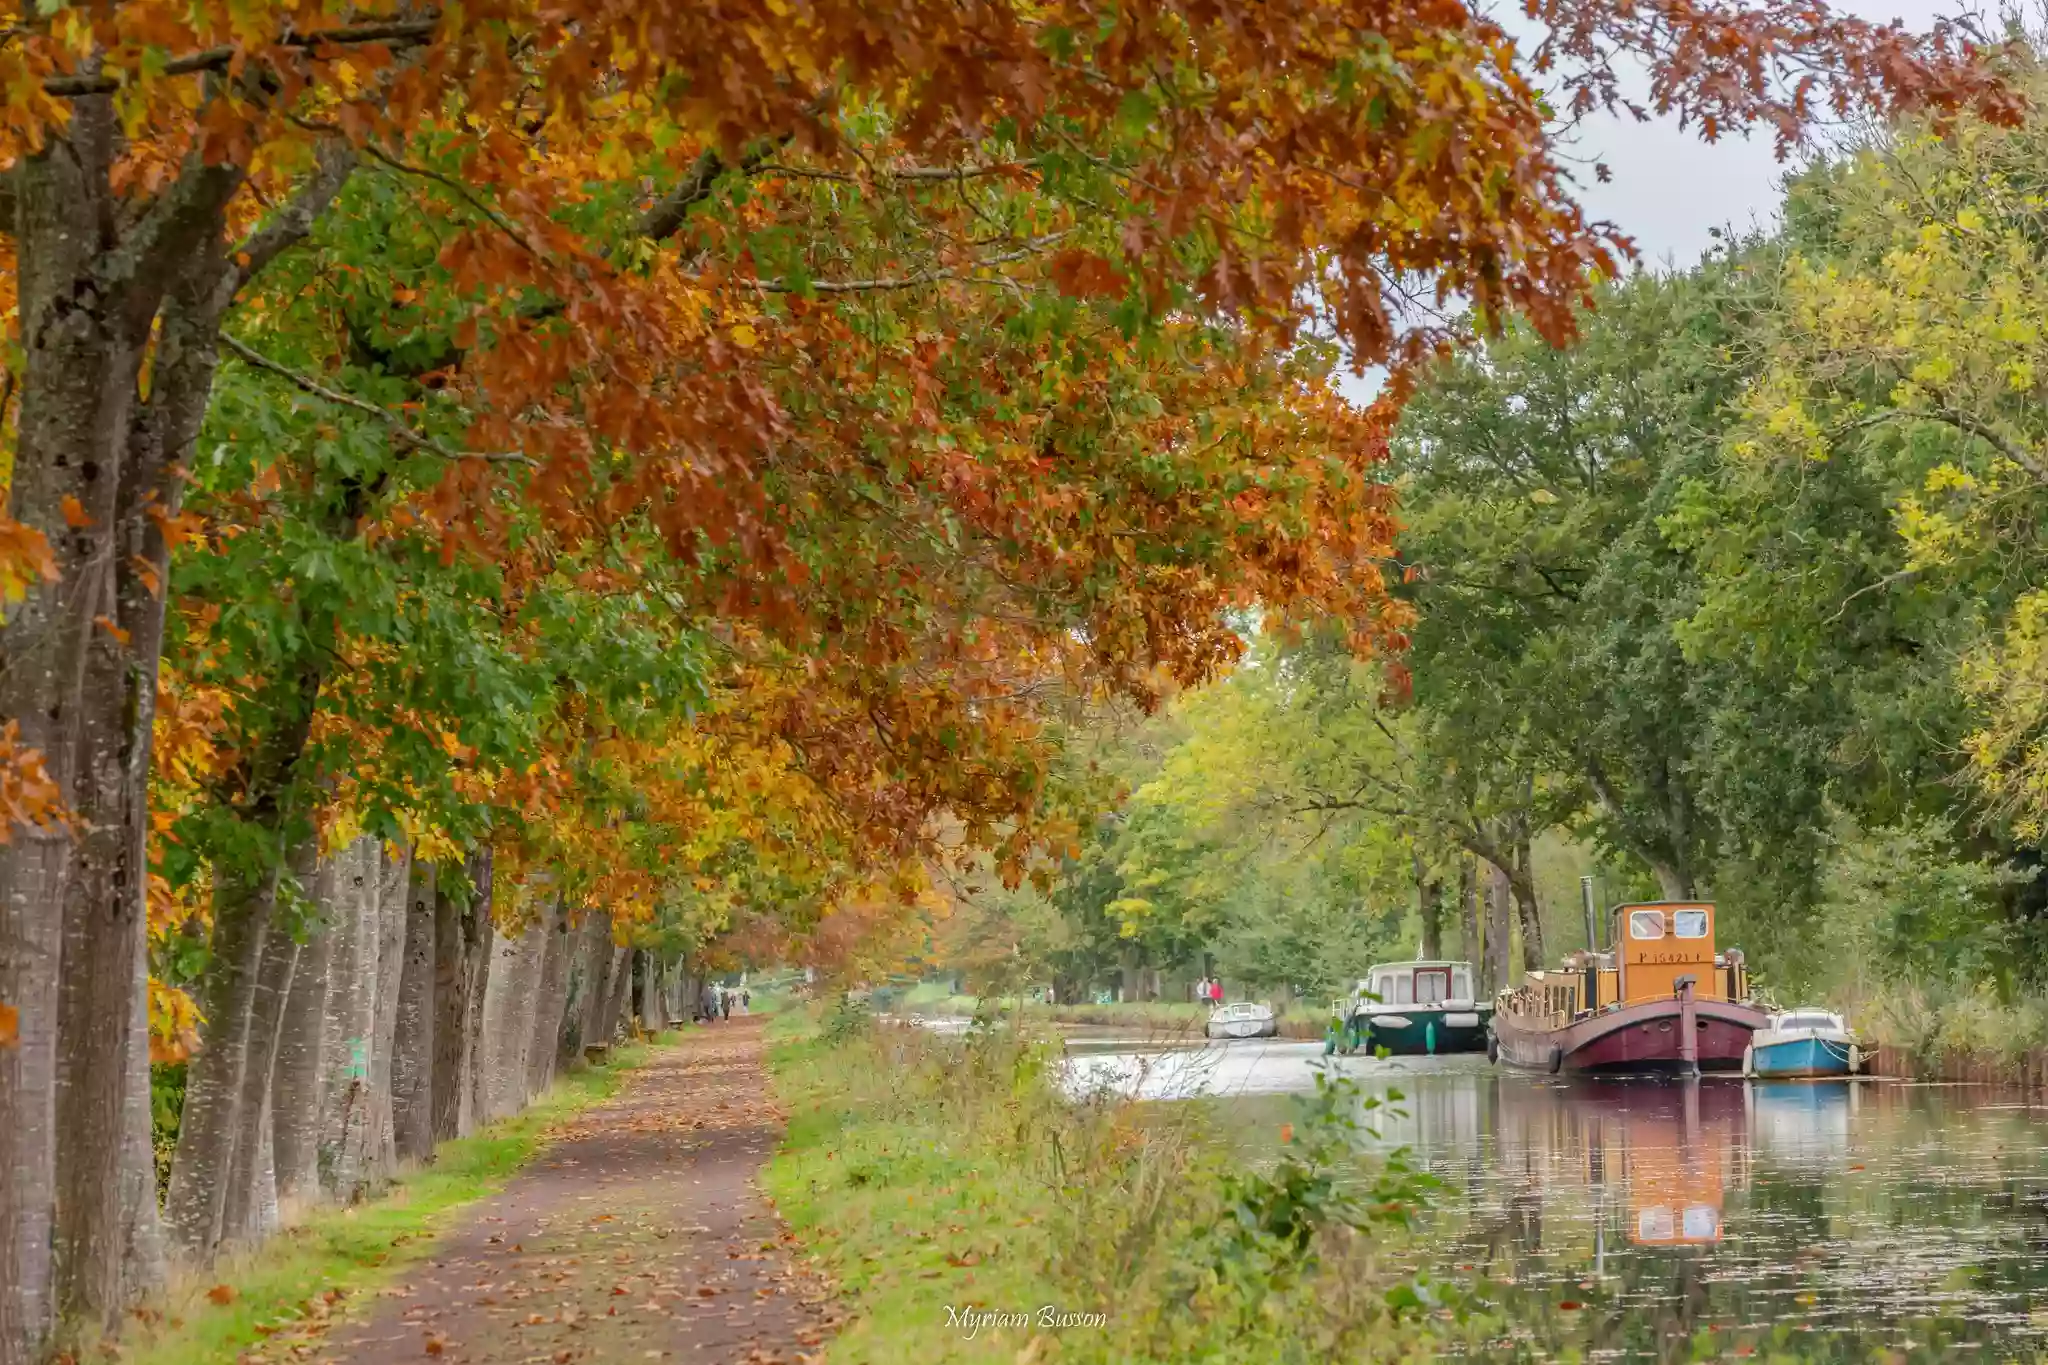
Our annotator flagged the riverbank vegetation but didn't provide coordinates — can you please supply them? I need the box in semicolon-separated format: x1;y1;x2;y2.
930;51;2048;1075
764;1006;1460;1363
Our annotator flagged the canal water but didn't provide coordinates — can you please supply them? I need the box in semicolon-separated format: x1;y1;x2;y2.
1062;1035;2048;1361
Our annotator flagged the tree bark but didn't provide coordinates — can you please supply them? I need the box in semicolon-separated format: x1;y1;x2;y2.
456;849;494;1136
598;945;633;1047
1415;854;1444;961
391;861;437;1164
317;839;373;1199
272;857;335;1211
164;858;281;1257
430;865;464;1142
1458;857;1481;969
369;843;412;1176
0;99;138;1362
118;939;164;1306
479;899;543;1124
1483;861;1513;994
564;909;611;1065
1510;823;1545;972
527;899;572;1100
221;906;299;1246
638;950;663;1033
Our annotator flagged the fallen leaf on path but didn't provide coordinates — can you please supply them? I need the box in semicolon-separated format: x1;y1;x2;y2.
207;1285;237;1306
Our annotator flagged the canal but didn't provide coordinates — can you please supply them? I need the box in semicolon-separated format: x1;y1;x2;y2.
1063;1034;2048;1361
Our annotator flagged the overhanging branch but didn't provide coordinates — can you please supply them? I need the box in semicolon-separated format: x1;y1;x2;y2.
43;17;441;96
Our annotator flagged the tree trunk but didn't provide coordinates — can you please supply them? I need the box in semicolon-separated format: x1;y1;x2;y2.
1511;825;1545;973
638;950;663;1033
1650;862;1695;901
164;858;283;1257
527;899;572;1100
1458;857;1481;969
391;861;437;1164
598;945;633;1046
480;900;544;1124
52;807;144;1333
62;146;245;1329
221;911;299;1246
457;850;495;1136
564;910;611;1065
272;857;335;1211
369;843;411;1176
0;100;136;1361
1483;862;1513;994
1415;854;1444;961
118;939;164;1306
321;837;389;1200
430;866;464;1142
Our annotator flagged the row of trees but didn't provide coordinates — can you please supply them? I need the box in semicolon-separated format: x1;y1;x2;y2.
953;48;2048;1012
0;0;2015;1360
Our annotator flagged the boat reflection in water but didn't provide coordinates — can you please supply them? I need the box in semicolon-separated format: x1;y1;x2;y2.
1180;1047;2048;1361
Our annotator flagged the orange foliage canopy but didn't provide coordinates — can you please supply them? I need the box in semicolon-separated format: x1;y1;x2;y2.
1;0;2025;995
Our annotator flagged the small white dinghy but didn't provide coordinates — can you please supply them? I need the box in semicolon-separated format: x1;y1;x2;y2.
1205;1001;1278;1040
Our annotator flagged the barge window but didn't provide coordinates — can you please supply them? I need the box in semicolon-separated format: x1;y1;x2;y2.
1452;968;1472;1001
1629;910;1666;940
1672;909;1709;939
1416;969;1450;1004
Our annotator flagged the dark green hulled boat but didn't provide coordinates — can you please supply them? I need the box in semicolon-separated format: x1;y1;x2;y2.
1327;960;1492;1056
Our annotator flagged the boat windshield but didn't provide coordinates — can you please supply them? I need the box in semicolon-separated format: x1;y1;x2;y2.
1629;910;1666;940
1416;968;1450;1004
1451;968;1472;1001
1781;1012;1840;1032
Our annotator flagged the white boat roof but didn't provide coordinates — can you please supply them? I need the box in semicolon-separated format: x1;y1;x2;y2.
1362;961;1475;973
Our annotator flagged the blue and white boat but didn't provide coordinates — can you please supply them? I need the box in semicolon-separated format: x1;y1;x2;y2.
1745;1008;1862;1079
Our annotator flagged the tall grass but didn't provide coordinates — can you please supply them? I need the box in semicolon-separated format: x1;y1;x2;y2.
765;1005;1461;1363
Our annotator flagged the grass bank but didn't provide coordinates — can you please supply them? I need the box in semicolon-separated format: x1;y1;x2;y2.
1851;985;2048;1086
762;1005;1461;1364
104;1034;674;1365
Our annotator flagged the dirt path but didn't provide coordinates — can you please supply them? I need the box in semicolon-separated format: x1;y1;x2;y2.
316;1018;838;1365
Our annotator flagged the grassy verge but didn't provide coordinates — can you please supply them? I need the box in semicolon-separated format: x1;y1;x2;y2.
762;1006;1455;1364
105;1034;676;1365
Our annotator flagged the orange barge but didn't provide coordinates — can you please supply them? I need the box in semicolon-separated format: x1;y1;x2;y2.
1489;901;1767;1076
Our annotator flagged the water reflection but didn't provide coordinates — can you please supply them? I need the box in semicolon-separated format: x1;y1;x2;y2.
1064;1039;2048;1360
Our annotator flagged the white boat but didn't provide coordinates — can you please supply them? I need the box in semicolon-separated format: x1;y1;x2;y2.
1205;1001;1278;1040
1744;1007;1861;1078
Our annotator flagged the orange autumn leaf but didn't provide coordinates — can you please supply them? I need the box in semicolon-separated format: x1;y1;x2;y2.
205;1285;236;1306
60;495;92;529
0;1002;16;1048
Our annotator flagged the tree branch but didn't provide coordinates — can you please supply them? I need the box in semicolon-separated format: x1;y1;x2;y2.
1843;406;2048;482
228;138;359;291
749;232;1073;294
43;17;441;96
219;334;533;466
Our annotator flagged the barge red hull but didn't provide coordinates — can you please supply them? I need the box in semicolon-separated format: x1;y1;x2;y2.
1492;996;1768;1075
